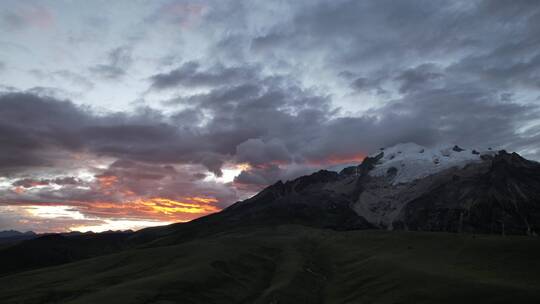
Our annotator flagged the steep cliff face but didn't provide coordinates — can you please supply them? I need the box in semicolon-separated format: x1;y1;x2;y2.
390;151;540;235
223;169;372;230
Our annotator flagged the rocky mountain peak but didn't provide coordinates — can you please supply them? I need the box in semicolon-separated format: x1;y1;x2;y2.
366;143;498;184
222;143;540;235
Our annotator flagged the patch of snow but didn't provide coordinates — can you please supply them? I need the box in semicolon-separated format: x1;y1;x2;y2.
369;143;494;184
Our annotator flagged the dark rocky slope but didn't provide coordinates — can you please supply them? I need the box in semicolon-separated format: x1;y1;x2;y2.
118;148;540;248
393;151;540;235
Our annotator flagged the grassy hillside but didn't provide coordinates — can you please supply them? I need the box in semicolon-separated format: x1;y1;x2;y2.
0;232;132;276
0;225;539;304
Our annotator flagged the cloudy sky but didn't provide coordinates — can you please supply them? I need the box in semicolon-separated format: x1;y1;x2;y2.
1;0;539;233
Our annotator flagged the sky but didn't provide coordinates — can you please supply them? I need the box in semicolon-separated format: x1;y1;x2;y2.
1;0;539;233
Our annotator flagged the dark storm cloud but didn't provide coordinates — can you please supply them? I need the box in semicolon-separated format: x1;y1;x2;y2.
395;64;443;94
234;163;315;193
235;138;291;167
0;157;236;222
149;38;535;186
0;92;205;170
0;79;327;179
376;85;539;151
346;75;388;96
101;160;236;206
149;61;259;90
248;1;457;63
250;32;286;53
449;47;540;90
234;164;287;188
0;72;339;190
2;0;540;200
241;0;540;92
229;82;539;187
0;92;89;173
12;177;79;188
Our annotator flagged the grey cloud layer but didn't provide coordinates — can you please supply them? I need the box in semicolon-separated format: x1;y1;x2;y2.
150;61;259;90
1;0;540;209
90;46;133;80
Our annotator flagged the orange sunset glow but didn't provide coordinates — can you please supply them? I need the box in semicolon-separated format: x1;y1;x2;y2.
0;155;372;232
0;195;223;233
139;197;220;215
97;175;119;188
307;153;366;166
82;196;221;221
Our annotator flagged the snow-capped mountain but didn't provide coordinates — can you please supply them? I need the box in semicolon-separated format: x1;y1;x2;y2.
352;143;501;229
211;142;540;236
368;143;496;184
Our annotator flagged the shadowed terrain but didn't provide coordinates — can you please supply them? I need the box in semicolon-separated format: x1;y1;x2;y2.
1;225;540;304
0;232;132;276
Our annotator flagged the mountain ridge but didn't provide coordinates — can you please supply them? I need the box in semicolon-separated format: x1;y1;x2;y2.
215;144;540;236
1;143;539;278
135;144;540;242
0;230;36;238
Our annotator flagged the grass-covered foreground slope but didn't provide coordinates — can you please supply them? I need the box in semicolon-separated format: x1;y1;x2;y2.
1;225;539;304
